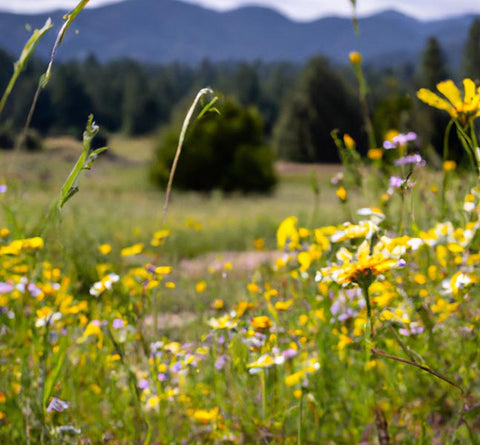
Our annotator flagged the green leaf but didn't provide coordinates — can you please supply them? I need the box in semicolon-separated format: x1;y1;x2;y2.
42;339;68;410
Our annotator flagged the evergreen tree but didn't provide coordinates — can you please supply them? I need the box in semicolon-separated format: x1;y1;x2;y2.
273;56;365;163
462;18;480;81
415;37;449;89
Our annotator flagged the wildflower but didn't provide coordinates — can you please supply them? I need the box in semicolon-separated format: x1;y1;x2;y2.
417;78;480;125
98;244;112;255
195;280;207;293
112;318;124;329
120;243;144;257
151;229;171;246
47;397;70;413
443;160;457;171
349;51;362;65
389;176;415;189
367;148;383;160
251;315;273;330
319;238;405;287
190;407;219;424
383;132;417;149
394;153;426;167
78;320;104;348
336;186;347;201
253;238;265;250
344;133;355;149
207;314;237;330
0;185;6;193
277;216;299;250
89;273;119;297
331;172;344;185
212;299;224;309
138;379;149;390
247;354;276;373
0;282;13;294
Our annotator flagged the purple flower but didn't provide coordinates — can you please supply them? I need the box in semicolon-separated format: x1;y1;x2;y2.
282;348;298;360
170;362;182;373
383;132;417;149
0;282;13;294
158;373;167;382
112;318;124;329
0;185;6;193
389;176;405;188
138;379;149;390
27;283;42;297
397;259;407;267
394;153;426;167
47;397;70;413
214;354;227;370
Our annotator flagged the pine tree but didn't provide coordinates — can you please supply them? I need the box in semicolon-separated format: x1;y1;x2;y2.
462;18;480;81
416;37;449;89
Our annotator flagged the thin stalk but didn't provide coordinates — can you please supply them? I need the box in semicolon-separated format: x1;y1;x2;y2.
371;348;464;393
162;88;214;224
297;390;304;445
362;284;374;340
441;119;454;219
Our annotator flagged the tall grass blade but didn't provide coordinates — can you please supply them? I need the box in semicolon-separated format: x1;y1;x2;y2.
0;19;52;117
162;87;216;223
22;0;91;136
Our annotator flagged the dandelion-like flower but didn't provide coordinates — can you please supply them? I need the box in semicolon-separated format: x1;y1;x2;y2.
417;78;480;125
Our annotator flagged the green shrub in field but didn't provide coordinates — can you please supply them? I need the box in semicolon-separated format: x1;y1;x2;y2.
17;128;43;151
150;98;277;193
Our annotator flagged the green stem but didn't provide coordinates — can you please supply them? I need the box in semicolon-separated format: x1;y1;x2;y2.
442;119;454;219
371;348;464;393
297;389;304;445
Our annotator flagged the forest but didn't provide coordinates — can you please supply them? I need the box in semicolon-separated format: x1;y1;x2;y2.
1;17;479;166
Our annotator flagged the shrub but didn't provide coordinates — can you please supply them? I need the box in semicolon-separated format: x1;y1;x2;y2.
16;128;43;151
151;98;277;193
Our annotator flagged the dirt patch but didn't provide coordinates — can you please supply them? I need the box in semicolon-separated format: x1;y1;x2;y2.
144;311;197;329
275;161;341;176
180;250;282;277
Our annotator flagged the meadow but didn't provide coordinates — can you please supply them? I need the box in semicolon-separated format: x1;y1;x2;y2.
2;124;480;444
2;3;480;444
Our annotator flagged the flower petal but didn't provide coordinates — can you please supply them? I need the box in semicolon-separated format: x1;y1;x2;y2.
436;80;462;108
417;88;454;115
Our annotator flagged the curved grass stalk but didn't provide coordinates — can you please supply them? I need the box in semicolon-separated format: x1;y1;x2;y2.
162;88;217;223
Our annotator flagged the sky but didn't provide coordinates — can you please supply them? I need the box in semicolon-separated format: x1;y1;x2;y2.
2;0;480;21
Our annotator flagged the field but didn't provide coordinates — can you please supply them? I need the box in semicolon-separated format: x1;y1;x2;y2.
2;8;480;442
2;128;480;444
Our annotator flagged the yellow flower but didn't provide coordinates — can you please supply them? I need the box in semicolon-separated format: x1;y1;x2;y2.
251;315;273;330
349;51;362;65
212;299;224;309
277;216;299;250
195;280;207;293
191;407;219;424
336;186;347;202
417;79;480;125
120;243;144;257
367;148;383;160
253;238;265;250
274;300;293;311
443;160;457;171
343;133;355;149
98;243;112;255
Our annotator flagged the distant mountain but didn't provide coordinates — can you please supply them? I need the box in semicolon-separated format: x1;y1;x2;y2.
0;0;477;67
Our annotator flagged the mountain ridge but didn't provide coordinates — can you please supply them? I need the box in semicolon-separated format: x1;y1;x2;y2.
0;0;478;66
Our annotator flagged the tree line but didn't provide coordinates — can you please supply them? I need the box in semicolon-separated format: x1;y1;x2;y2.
0;17;479;166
